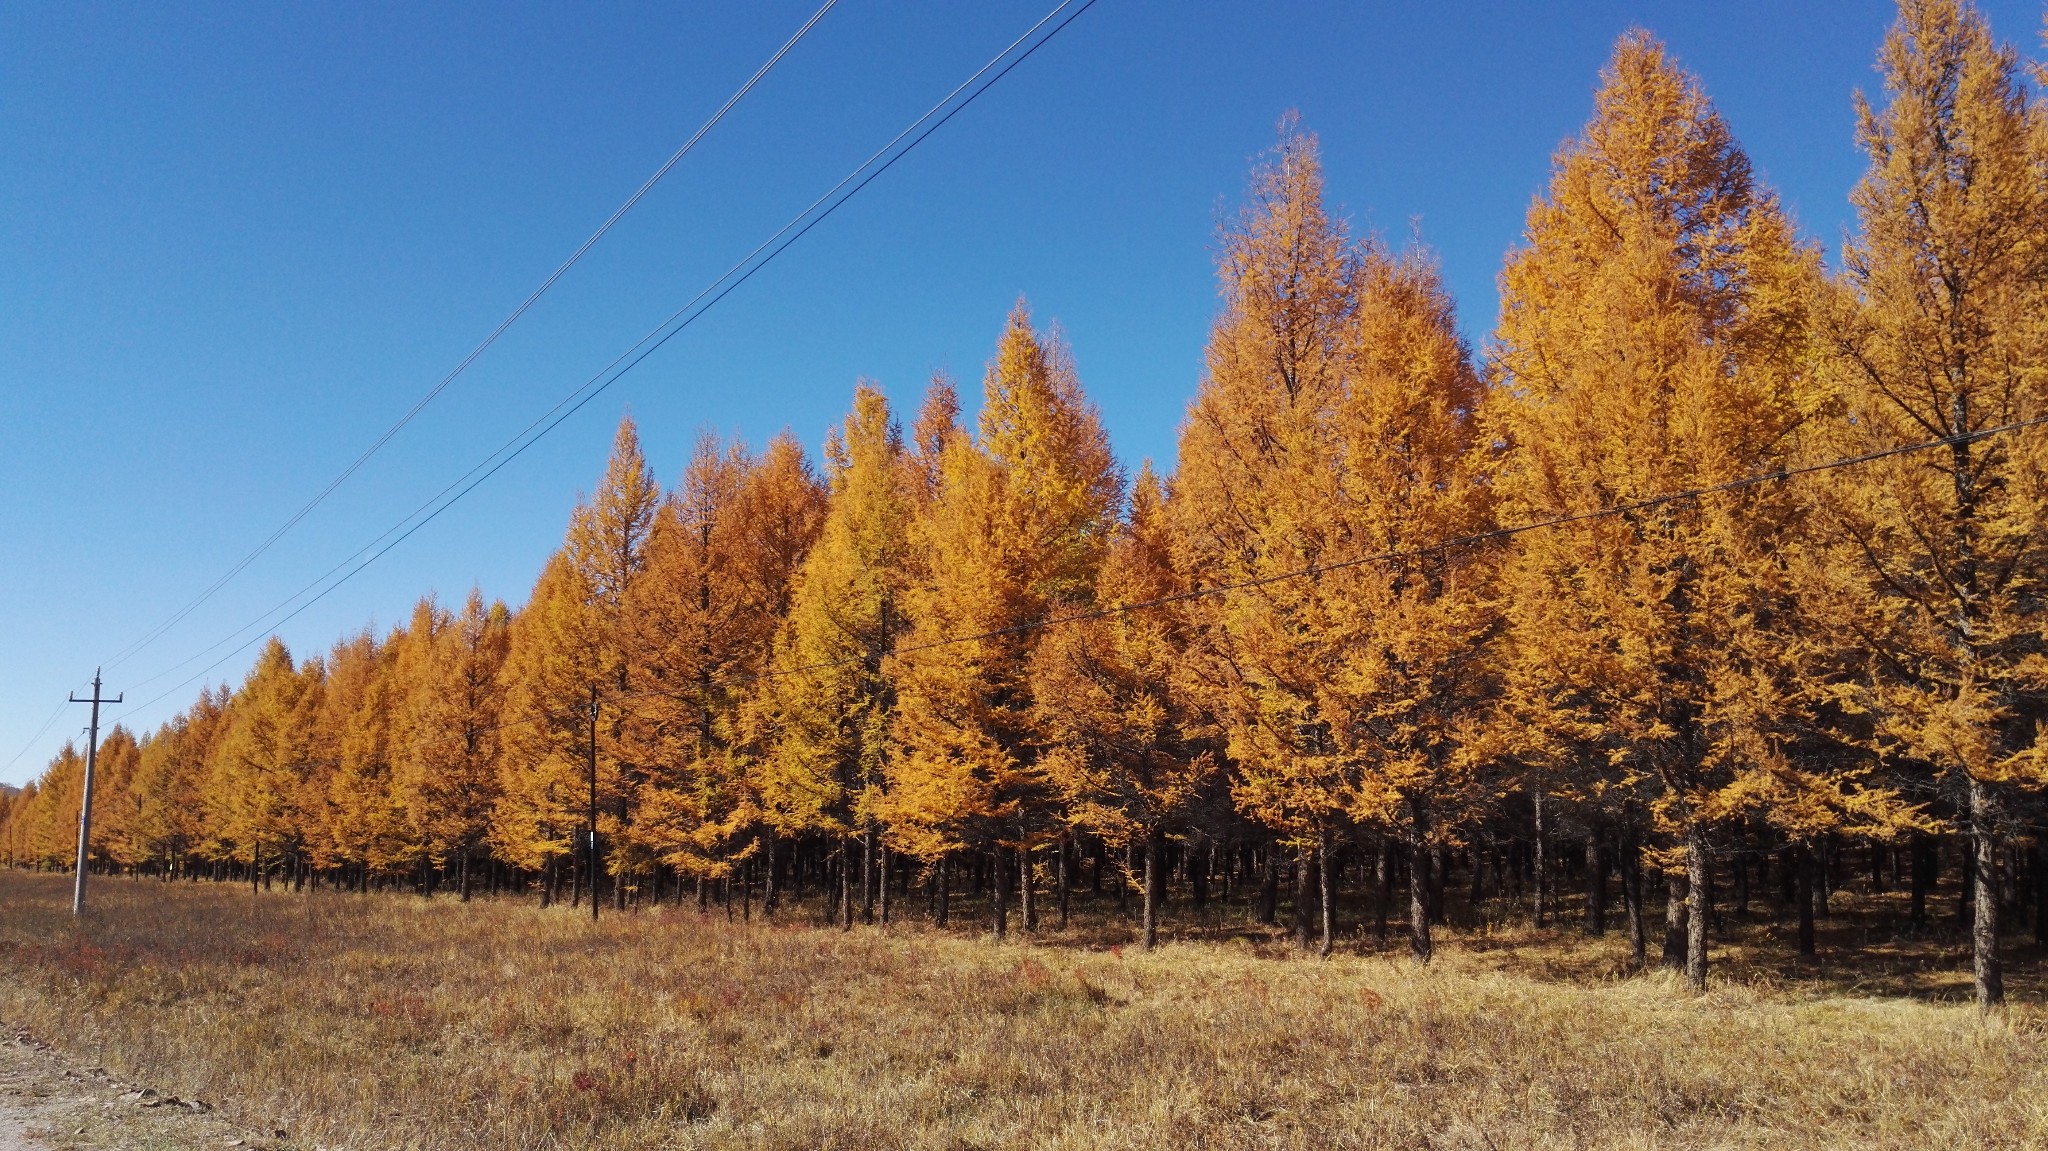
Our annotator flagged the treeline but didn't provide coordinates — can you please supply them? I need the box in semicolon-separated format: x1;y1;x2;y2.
8;1;2048;1008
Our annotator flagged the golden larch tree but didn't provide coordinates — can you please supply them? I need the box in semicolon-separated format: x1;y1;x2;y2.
1488;31;1826;989
886;308;1122;939
1804;0;2048;1009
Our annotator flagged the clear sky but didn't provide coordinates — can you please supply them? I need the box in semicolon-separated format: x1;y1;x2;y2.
3;1;2042;784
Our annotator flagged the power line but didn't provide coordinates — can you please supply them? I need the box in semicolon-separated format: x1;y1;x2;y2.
98;0;840;677
0;689;85;777
101;0;1103;732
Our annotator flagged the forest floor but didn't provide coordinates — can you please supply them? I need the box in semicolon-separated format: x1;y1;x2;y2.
0;871;2043;1150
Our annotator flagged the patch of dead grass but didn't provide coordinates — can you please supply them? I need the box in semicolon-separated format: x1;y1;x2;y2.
0;873;2040;1150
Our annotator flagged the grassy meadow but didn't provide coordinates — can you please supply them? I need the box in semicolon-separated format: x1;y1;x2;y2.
0;871;2042;1150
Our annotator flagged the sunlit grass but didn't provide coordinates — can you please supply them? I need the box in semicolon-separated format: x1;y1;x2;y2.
0;872;2041;1150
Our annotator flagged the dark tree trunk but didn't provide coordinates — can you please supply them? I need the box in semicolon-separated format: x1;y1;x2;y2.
1531;786;1549;927
1374;838;1391;945
1968;778;2003;1010
862;829;877;925
762;829;779;918
839;836;853;930
1056;834;1070;930
1620;831;1646;969
1584;828;1607;935
935;854;951;928
878;843;891;926
1795;842;1817;959
1663;870;1688;971
1142;827;1163;950
1291;844;1315;951
2033;838;2048;948
1408;827;1433;963
1910;832;1933;927
1020;845;1037;932
1257;847;1279;927
990;847;1008;941
1685;823;1710;991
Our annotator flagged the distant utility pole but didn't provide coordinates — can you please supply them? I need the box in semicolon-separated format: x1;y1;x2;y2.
69;669;122;916
587;685;600;923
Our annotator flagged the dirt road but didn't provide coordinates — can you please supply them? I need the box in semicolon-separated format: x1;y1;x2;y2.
0;1027;276;1151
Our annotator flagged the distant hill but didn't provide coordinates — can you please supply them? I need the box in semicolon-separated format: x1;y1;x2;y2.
0;784;18;797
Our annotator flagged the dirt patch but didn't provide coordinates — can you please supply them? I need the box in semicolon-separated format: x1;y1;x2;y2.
0;1027;280;1151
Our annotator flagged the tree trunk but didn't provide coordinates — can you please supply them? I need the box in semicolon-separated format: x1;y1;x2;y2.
1584;829;1607;935
1795;842;1817;959
1020;845;1037;932
1142;827;1163;950
762;829;779;918
1663;870;1687;971
1685;823;1710;991
862;829;876;925
1408;827;1433;963
878;843;891;926
1291;844;1315;951
1621;831;1646;969
838;836;853;930
935;854;951;928
1056;834;1070;930
1317;835;1335;959
1910;832;1932;926
1256;847;1279;927
1531;786;1549;927
990;847;1008;941
1374;838;1391;945
1968;777;2004;1010
2033;838;2047;948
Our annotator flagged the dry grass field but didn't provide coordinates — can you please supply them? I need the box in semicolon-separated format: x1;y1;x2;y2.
0;872;2043;1151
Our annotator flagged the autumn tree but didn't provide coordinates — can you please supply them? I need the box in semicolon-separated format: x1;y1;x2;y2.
397;588;511;898
497;416;660;907
123;688;228;876
207;637;323;888
494;553;603;903
1175;119;1493;958
886;309;1122;939
747;384;913;922
1489;32;1825;989
1801;0;2048;1010
626;430;823;898
1032;465;1213;948
86;725;142;870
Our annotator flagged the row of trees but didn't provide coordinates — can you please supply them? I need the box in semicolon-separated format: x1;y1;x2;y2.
7;1;2046;1008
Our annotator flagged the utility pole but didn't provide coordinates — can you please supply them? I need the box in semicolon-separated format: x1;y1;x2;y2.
69;669;122;916
588;685;600;923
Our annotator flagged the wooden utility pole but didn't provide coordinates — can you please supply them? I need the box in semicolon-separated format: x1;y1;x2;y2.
69;669;122;916
588;685;600;923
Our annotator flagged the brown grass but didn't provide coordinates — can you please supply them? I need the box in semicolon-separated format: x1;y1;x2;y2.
0;872;2042;1150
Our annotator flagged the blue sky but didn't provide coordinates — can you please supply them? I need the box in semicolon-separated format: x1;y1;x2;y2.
3;0;2042;784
